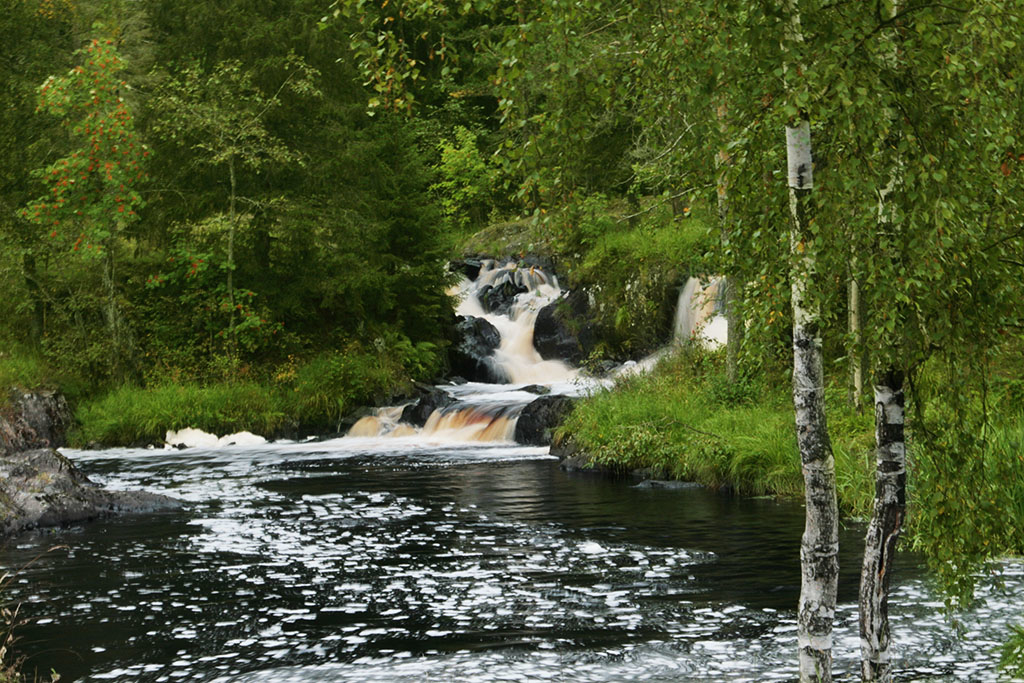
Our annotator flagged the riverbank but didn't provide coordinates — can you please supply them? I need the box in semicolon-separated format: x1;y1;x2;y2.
557;346;877;517
558;344;1024;564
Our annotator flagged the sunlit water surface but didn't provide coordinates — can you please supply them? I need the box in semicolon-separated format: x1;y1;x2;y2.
1;441;1020;681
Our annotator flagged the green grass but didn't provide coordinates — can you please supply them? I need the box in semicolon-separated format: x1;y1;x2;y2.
0;349;56;408
562;346;877;516
68;344;418;447
70;382;290;446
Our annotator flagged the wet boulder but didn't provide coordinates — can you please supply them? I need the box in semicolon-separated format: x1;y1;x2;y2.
449;315;507;383
514;395;575;446
449;258;483;281
0;448;182;539
401;387;457;427
479;276;528;317
533;290;595;365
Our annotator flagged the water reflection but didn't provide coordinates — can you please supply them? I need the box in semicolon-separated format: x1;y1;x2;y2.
0;444;1019;681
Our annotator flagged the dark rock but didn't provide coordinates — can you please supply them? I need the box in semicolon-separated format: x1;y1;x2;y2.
633;479;703;490
400;387;456;427
449;315;507;383
533;290;595;365
0;448;182;539
1;391;73;457
450;258;483;281
519;384;551;395
479;276;528;316
514;396;575;446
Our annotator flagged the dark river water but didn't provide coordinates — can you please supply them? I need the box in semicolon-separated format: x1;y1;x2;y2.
1;440;1020;681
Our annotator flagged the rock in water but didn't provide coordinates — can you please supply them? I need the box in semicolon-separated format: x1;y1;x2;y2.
514;396;575;446
449;315;507;383
0;449;181;539
533;290;594;365
478;276;528;316
400;387;456;427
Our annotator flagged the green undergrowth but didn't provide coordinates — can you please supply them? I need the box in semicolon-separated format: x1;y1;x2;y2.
1002;623;1024;679
561;346;876;516
0;348;59;408
69;343;429;447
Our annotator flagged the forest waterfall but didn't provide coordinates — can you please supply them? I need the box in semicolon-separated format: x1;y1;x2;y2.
346;262;729;444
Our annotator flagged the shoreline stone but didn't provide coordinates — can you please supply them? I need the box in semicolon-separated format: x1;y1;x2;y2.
2;390;181;539
0;448;181;539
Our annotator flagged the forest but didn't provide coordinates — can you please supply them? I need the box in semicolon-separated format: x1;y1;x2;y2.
2;0;1024;681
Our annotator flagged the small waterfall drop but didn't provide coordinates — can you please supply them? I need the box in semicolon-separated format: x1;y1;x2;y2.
346;261;584;443
673;276;727;349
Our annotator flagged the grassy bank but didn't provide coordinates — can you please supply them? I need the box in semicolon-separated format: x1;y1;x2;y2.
561;346;877;516
68;343;426;447
562;345;1024;557
0;341;432;448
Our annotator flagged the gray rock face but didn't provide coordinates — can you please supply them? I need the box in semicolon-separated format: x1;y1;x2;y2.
533;290;595;365
400;387;456;427
1;390;73;457
449;315;507;383
514;395;575;446
0;448;181;538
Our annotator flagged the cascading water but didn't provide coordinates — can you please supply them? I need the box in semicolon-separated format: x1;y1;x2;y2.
345;261;589;444
348;264;738;442
673;276;727;349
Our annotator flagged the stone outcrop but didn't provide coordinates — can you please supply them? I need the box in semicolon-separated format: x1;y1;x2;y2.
1;390;181;539
1;390;72;457
513;395;574;446
400;386;456;427
0;448;181;538
449;315;506;383
533;290;595;365
478;277;528;317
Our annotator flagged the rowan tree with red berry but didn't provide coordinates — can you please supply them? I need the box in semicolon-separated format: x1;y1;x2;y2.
22;37;148;380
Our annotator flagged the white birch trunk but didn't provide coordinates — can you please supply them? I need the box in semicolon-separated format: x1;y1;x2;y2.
859;4;906;679
848;258;863;407
788;118;840;683
782;4;839;679
859;371;906;682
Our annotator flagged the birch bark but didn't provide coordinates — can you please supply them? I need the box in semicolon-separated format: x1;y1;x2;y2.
859;5;906;678
859;370;906;681
782;3;840;680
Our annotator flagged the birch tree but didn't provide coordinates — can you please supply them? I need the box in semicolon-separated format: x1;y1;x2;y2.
858;3;906;680
781;2;839;679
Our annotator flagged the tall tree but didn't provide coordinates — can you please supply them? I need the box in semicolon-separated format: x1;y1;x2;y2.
23;38;147;379
781;1;839;680
150;54;319;346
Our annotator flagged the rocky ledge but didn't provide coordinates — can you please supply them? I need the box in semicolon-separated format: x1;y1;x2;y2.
0;448;180;538
1;390;181;539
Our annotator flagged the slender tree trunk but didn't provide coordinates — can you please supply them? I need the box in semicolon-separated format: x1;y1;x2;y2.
848;253;863;408
22;253;45;342
859;5;906;679
227;154;237;347
781;5;838;678
859;369;906;682
100;238;127;382
717;101;743;383
788;116;840;683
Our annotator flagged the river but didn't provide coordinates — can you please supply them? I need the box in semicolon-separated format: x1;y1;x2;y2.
1;438;1021;681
